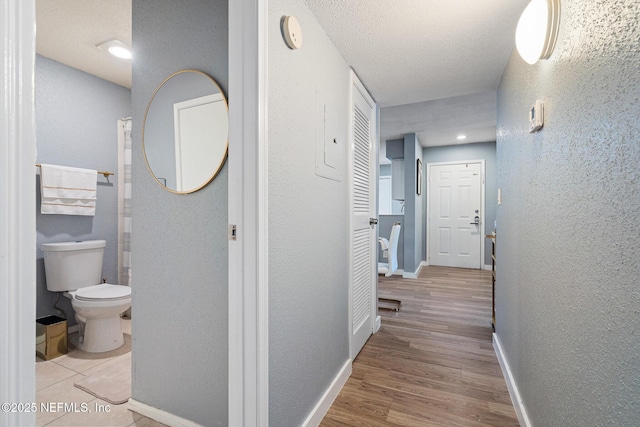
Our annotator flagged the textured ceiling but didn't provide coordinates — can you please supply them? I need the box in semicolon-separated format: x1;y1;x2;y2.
381;91;498;147
36;0;132;88
35;0;530;147
305;0;529;108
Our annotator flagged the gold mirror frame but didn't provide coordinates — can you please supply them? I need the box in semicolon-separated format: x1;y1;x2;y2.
142;70;229;194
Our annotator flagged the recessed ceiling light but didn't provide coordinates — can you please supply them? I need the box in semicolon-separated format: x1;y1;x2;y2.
457;135;467;141
96;39;132;60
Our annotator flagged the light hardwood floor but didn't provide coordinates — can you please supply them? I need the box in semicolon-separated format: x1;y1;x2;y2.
321;266;519;427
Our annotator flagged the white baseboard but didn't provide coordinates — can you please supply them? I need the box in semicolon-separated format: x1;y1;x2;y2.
302;359;352;427
68;325;79;334
374;315;381;333
128;398;204;427
483;264;492;271
493;334;532;427
402;261;425;279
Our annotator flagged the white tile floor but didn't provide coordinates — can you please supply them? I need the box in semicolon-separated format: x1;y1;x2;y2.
35;318;166;427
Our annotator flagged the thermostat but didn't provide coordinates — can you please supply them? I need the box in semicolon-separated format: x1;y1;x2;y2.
529;99;544;133
282;16;303;50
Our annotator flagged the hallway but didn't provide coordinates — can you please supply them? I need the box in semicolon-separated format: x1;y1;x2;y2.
321;266;519;426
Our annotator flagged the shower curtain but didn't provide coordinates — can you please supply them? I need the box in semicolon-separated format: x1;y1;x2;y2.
118;119;132;290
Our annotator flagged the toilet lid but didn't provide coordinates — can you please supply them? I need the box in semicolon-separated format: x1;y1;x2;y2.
74;284;131;301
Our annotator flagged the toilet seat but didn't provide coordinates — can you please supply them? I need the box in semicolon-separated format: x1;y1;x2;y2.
73;284;131;302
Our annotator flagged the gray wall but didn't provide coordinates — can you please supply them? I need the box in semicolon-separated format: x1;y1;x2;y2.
131;1;228;424
402;133;424;275
35;55;131;323
269;0;350;425
496;0;640;425
423;141;497;266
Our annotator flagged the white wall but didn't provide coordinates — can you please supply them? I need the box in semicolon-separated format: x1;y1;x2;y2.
496;0;640;424
268;0;351;424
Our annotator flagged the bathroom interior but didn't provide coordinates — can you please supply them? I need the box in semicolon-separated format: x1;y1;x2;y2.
34;5;136;423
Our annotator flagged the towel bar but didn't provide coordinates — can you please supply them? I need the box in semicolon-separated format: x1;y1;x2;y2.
36;164;113;178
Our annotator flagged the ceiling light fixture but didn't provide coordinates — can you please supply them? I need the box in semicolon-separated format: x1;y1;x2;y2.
457;135;467;141
96;39;132;60
515;0;561;65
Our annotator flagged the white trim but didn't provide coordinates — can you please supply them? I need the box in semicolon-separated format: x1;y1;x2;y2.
1;1;37;426
493;333;532;427
483;264;493;271
228;0;269;425
301;359;352;427
425;159;486;270
374;315;382;333
402;261;425;279
128;399;204;427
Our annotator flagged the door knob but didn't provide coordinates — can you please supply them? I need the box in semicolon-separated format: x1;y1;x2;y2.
369;218;378;225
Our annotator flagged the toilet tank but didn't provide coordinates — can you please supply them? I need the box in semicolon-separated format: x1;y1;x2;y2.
41;240;106;292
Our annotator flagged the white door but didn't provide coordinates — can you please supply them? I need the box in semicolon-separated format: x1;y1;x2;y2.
428;162;483;269
349;71;377;358
173;93;228;192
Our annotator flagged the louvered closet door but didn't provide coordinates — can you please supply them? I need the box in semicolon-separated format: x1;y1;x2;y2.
350;72;376;359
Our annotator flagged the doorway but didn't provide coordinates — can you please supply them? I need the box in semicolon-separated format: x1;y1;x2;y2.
427;160;485;269
349;70;377;359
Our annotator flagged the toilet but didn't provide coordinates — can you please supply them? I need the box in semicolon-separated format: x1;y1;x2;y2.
41;240;131;353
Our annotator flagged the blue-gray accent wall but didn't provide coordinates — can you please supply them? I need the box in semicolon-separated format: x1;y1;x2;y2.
402;133;424;276
496;0;640;424
131;0;228;424
423;141;497;266
35;55;131;323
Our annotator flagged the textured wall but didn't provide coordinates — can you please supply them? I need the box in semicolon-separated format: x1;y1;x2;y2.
423;141;497;266
496;0;640;425
402;133;424;275
35;55;131;322
131;0;228;424
269;0;350;425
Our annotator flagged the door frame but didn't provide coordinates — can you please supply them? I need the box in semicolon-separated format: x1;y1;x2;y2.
228;0;269;425
348;70;378;359
426;159;486;269
1;0;37;425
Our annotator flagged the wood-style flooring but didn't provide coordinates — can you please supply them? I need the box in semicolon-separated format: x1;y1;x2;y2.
321;266;519;427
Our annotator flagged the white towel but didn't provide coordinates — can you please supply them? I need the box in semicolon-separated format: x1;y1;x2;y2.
40;164;97;216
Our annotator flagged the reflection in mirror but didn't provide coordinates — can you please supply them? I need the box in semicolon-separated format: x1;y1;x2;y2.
378;166;404;215
143;70;228;193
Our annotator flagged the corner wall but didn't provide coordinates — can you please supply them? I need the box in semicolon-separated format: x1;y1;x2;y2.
35;55;131;323
268;0;350;424
402;133;424;275
496;1;640;425
131;1;228;424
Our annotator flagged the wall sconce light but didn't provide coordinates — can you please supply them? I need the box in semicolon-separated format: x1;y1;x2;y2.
96;39;132;60
515;0;561;65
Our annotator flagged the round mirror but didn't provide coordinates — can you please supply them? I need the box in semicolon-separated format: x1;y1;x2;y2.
143;70;228;193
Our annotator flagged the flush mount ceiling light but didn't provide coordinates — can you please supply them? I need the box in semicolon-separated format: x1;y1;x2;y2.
515;0;561;65
96;39;132;60
457;135;467;141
